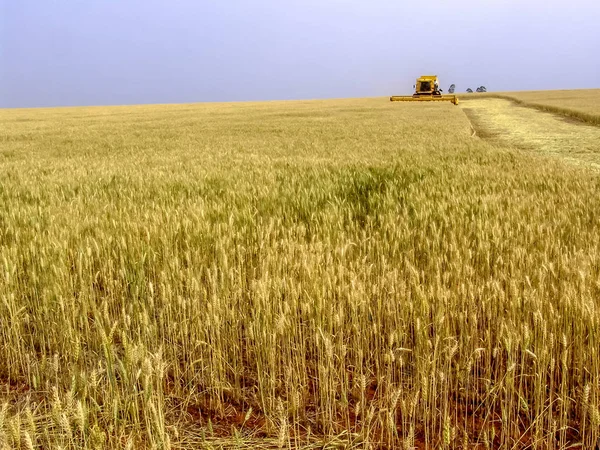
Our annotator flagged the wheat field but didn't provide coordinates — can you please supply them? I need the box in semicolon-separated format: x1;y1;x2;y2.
1;97;599;449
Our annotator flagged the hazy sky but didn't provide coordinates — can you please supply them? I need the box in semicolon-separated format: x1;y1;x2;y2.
1;0;599;108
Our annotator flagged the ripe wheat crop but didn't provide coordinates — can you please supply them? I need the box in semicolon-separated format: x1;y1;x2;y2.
1;97;599;449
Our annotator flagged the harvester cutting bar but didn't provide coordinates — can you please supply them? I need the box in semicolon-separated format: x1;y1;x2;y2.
389;95;459;105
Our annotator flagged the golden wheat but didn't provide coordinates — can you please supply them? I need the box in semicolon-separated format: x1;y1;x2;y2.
1;97;599;448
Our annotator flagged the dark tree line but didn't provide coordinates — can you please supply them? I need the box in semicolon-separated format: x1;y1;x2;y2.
447;84;488;94
465;86;487;93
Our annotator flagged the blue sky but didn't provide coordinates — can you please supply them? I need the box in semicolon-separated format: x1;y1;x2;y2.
1;0;599;107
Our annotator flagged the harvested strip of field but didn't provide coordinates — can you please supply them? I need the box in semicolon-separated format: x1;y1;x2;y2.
461;97;600;169
460;89;600;126
499;89;600;117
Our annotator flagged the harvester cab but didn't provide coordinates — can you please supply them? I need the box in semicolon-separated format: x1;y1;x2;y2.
415;75;441;96
391;75;458;105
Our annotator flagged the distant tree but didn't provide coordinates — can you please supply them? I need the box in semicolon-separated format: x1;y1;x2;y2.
448;84;456;94
476;86;487;93
466;88;473;93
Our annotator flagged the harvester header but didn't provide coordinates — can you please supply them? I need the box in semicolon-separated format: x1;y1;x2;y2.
390;75;458;105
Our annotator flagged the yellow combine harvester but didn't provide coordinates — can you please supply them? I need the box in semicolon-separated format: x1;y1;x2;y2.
390;75;459;105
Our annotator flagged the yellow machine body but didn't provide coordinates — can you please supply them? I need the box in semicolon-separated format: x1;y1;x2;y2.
390;75;459;105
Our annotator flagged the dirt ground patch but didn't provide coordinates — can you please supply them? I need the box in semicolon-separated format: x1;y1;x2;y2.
461;98;600;170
